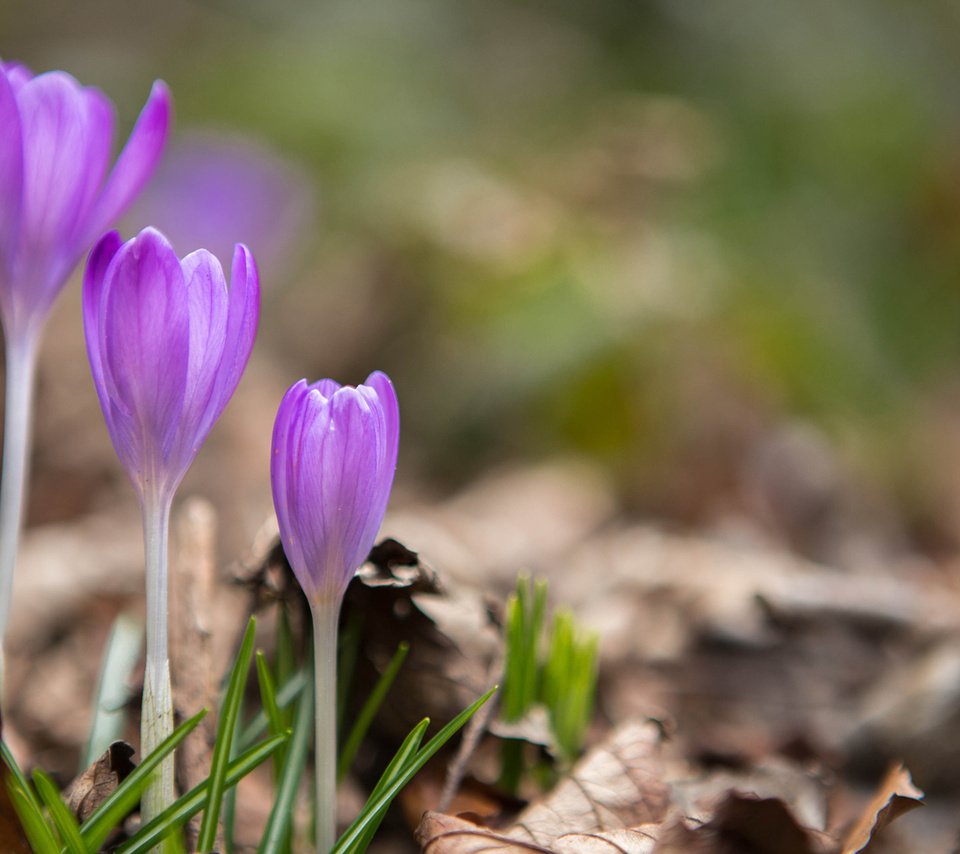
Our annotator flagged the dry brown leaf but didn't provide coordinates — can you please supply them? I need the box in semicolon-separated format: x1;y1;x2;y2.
669;759;828;832
704;792;831;854
553;826;661;853
63;741;135;823
508;720;670;847
840;764;924;854
418;812;553;852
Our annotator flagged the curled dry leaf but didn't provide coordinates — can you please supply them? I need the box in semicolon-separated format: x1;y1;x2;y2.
417;720;670;853
63;741;135;823
508;719;670;847
419;811;665;854
418;812;554;853
840;763;924;854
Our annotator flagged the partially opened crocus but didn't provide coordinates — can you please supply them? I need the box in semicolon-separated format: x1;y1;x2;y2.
271;372;399;852
0;63;171;652
84;227;259;821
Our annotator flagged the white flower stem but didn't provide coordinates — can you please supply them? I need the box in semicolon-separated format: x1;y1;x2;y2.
310;595;341;854
0;333;38;684
141;493;175;832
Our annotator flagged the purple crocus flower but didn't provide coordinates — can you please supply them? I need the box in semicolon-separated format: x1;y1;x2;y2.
271;371;399;605
83;226;258;820
0;63;170;655
270;370;398;851
0;63;171;342
83;227;260;503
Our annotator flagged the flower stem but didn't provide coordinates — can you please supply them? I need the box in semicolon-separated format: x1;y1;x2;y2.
0;333;38;682
310;596;341;854
141;494;175;832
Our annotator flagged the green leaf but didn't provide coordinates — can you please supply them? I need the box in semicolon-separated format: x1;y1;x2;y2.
1;741;44;820
79;710;207;851
275;607;296;728
258;660;314;854
117;734;287;854
239;669;307;750
31;769;84;854
3;774;59;854
256;650;287;782
84;613;143;770
337;641;409;783
332;686;496;854
340;718;428;854
197;616;257;853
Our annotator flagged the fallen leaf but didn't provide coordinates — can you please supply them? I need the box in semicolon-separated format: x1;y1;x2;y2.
418;811;552;853
704;792;828;854
840;763;924;854
508;719;670;847
64;741;135;823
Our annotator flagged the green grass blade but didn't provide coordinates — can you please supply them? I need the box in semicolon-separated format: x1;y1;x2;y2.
197;616;257;853
221;711;242;853
31;769;84;854
340;718;429;854
84;613;143;770
337;641;409;783
1;741;43;818
332;687;496;854
502;593;523;720
117;734;287;854
239;669;307;749
275;607;296;704
258;660;314;854
3;775;59;854
79;709;206;851
256;650;288;782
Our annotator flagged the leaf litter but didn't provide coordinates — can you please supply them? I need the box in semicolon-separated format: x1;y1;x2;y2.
3;458;959;850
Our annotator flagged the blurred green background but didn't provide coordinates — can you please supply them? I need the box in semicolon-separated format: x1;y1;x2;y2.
7;0;960;554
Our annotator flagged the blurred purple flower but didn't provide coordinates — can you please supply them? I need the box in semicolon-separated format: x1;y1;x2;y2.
127;131;315;284
271;371;399;604
0;63;171;342
83;227;259;503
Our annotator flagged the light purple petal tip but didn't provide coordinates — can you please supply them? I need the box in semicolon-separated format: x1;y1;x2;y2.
84;80;172;248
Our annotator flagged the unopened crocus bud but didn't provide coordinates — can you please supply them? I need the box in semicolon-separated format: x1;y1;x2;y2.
270;371;399;853
271;372;400;606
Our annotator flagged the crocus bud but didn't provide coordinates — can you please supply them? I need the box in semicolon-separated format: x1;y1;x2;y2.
83;227;260;504
0;63;171;342
271;372;400;605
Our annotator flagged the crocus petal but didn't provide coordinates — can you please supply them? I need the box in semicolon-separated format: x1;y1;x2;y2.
1;62;33;92
201;244;259;433
16;74;108;284
0;69;23;306
99;229;189;485
82;230;123;412
176;249;229;441
271;380;315;590
83;80;171;250
83;230;143;477
357;370;399;548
